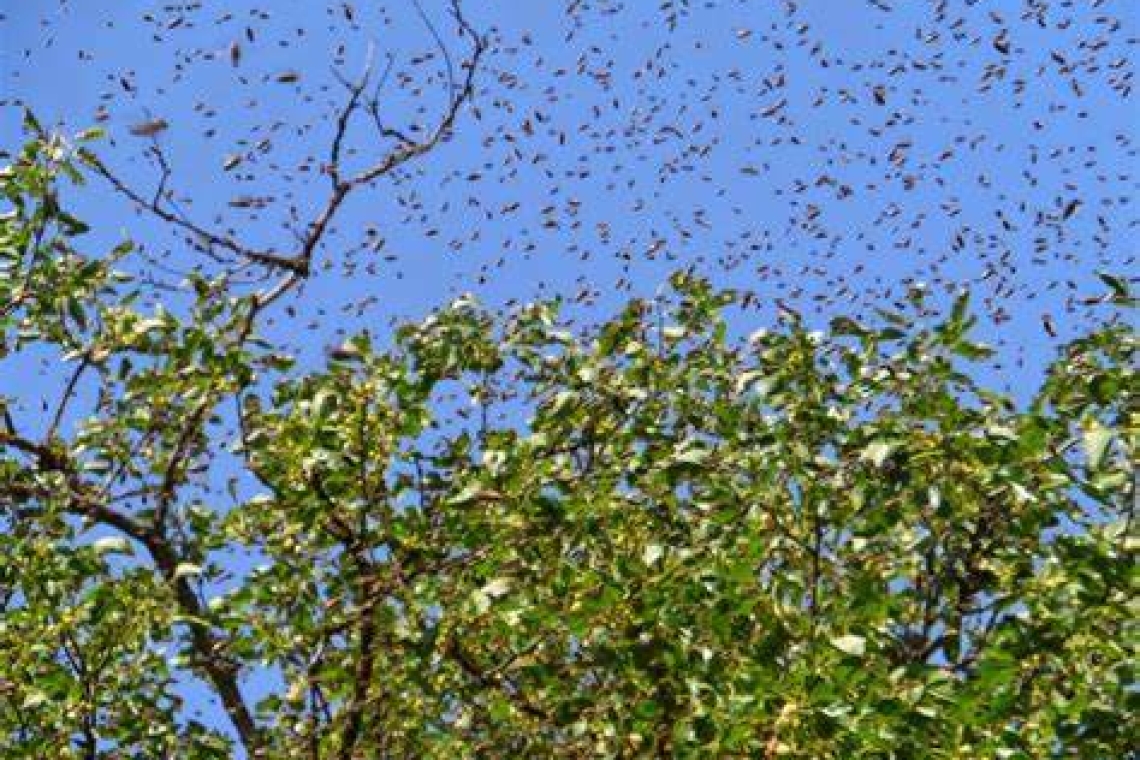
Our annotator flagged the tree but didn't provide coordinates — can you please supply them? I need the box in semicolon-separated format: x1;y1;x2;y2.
0;129;1134;758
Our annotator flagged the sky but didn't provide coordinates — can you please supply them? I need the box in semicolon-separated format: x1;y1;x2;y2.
3;1;1134;374
1;0;1136;751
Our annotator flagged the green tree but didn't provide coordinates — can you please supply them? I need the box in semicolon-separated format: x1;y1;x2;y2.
1;132;1135;758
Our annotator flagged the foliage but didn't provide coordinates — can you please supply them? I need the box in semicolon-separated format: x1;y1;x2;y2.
1;134;1136;758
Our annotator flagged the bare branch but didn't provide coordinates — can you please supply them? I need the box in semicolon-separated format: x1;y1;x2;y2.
46;354;92;442
81;0;485;299
362;53;407;143
445;637;552;722
78;147;306;275
285;2;486;284
327;47;375;189
351;6;484;189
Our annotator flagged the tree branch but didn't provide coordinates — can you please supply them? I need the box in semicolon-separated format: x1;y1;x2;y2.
80;0;486;295
0;432;265;755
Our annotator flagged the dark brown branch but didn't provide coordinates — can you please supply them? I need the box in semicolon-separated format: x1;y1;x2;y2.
142;529;265;754
46;355;91;443
80;0;485;295
327;50;374;188
334;590;379;760
0;432;265;755
351;14;483;192
77;147;306;276
445;638;552;723
292;1;485;279
362;54;406;143
153;395;212;528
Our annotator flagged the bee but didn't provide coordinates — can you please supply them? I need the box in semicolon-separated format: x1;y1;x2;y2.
128;118;169;137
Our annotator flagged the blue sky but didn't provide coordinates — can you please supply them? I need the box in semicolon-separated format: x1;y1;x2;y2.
1;0;1136;751
3;1;1134;378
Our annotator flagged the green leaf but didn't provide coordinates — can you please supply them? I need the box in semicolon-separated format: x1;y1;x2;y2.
173;563;203;580
1096;272;1131;302
76;126;106;142
829;316;867;336
473;578;512;613
450;481;489;505
1082;420;1114;470
21;691;49;710
92;536;134;556
830;635;867;657
480;578;511;599
861;440;896;468
21;108;43;136
672;441;712;467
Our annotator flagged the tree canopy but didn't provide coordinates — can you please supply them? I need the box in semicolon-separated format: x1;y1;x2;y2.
1;130;1135;758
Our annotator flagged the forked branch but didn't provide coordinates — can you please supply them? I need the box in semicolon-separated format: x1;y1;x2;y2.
82;0;486;306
